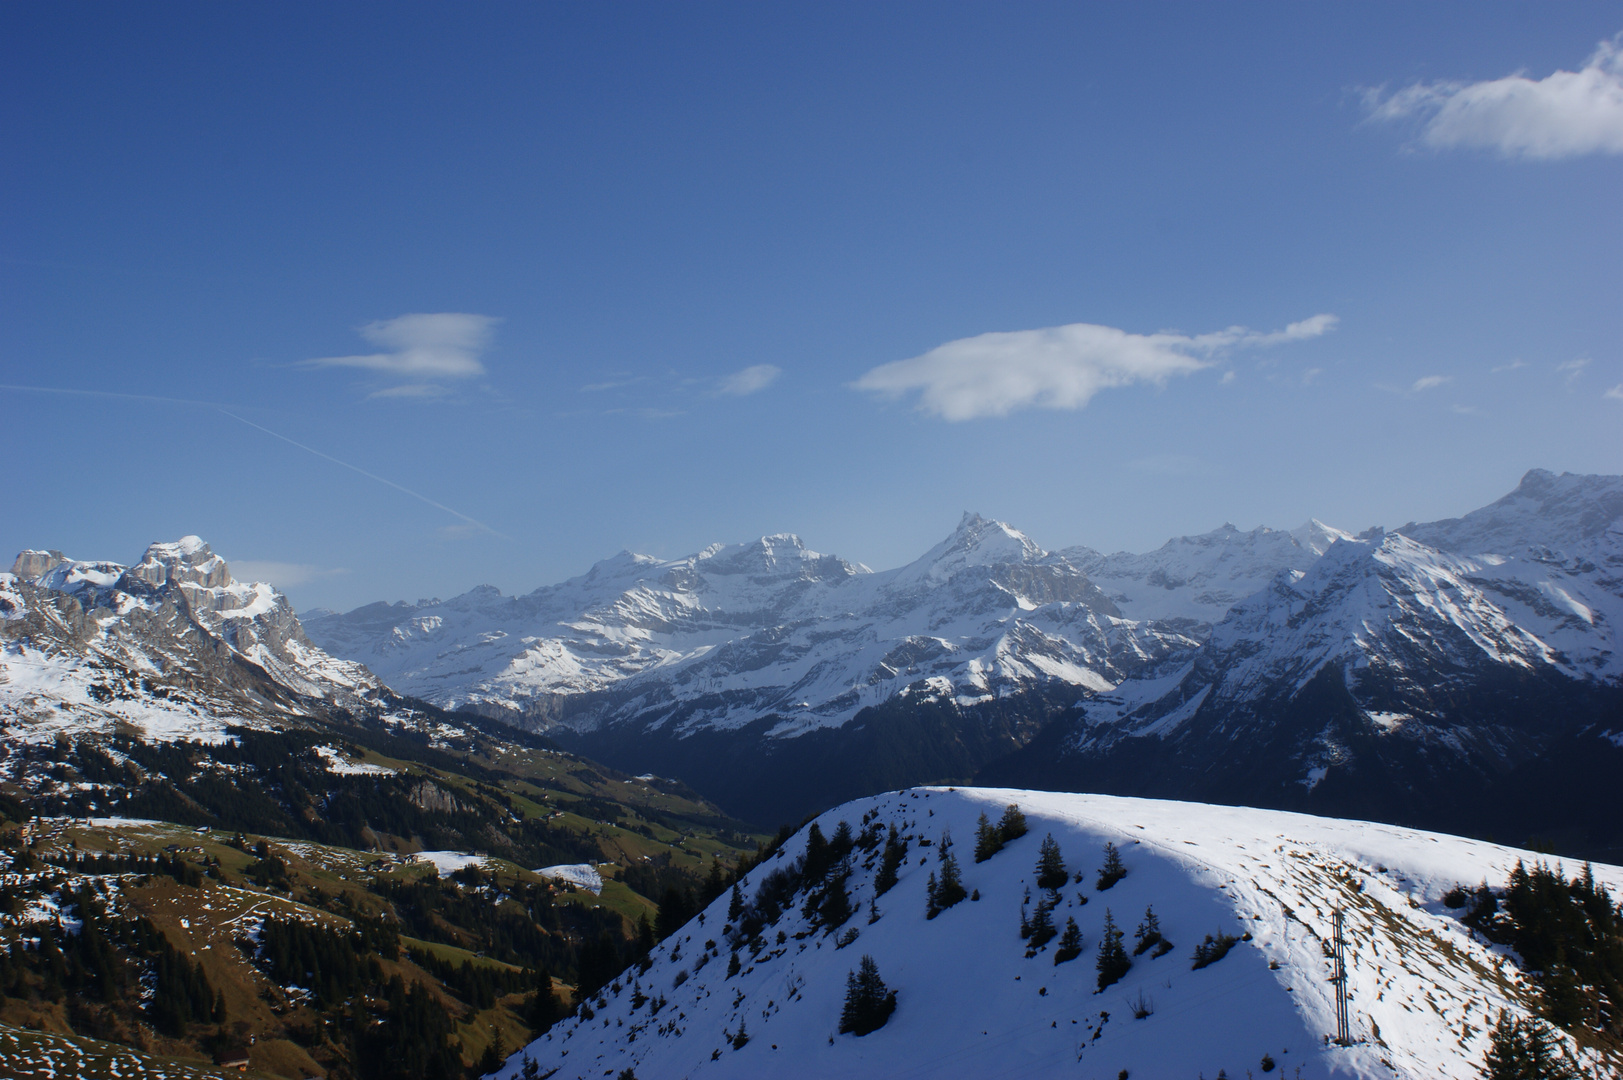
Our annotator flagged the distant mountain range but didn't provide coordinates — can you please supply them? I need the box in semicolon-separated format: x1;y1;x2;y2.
8;469;1621;854
293;469;1623;850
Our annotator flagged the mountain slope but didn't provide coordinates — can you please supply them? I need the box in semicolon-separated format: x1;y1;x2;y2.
986;472;1623;854
305;471;1623;836
2;537;378;745
494;787;1621;1080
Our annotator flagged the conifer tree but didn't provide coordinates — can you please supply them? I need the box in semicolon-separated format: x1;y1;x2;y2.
1054;917;1084;964
838;954;897;1036
928;833;967;919
476;1032;506;1076
803;823;830;883
874;824;905;897
1096;908;1131;991
728;883;745;922
1133;905;1163;956
1096;842;1127;890
1482;1010;1583;1080
820;868;854;929
974;813;1001;863
1036;834;1068;891
831;821;854;860
1027;895;1057;951
998;803;1028;843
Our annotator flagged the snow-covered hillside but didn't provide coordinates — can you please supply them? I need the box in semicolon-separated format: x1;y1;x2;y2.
1;537;378;744
498;787;1619;1080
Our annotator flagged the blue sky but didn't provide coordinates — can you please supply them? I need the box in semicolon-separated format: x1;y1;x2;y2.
3;3;1619;611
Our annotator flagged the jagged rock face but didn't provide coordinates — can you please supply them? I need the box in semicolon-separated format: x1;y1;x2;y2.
1;537;379;745
304;515;1197;738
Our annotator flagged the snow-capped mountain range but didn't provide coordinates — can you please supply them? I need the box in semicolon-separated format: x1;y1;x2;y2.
303;514;1202;736
1;536;378;745
297;469;1623;832
306;470;1623;748
7;468;1619;841
497;786;1622;1080
986;470;1623;835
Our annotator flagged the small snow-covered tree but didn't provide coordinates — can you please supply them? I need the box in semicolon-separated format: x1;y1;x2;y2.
1054;917;1083;964
1097;842;1126;890
875;824;905;897
928;833;967;918
1096;908;1131;991
803;823;831;883
838;954;897;1036
1133;905;1163;956
820;868;854;929
974;813;1001;863
998;803;1028;843
1027;895;1057;951
1036;834;1068;891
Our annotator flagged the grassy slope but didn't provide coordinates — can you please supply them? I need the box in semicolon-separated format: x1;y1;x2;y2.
0;731;769;1079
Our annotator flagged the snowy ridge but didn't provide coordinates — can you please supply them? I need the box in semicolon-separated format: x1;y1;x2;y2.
305;514;1195;736
1071;508;1623;779
498;787;1620;1080
1401;468;1623;559
1061;519;1354;624
307;472;1622;766
1;537;380;744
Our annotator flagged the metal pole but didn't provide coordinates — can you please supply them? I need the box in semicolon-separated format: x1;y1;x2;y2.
1332;907;1350;1045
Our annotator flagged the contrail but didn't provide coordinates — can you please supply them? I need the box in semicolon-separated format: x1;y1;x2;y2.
0;383;508;540
217;411;511;540
0;383;234;409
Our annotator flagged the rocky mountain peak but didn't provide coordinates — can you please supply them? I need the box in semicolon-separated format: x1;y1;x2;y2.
120;535;233;591
1401;469;1623;557
10;549;67;580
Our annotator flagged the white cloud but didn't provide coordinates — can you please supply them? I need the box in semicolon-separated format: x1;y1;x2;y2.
1491;359;1527;373
1366;33;1623;159
1559;357;1591;385
853;314;1336;421
1220;370;1237;384
367;383;451;400
229;561;348;588
717;364;782;396
306;313;498;392
1605;384;1623;401
1411;375;1451;392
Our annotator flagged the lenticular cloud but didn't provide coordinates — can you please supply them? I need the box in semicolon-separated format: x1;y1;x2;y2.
853;314;1335;421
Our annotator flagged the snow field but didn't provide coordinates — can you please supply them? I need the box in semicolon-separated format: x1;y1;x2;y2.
498;788;1621;1080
